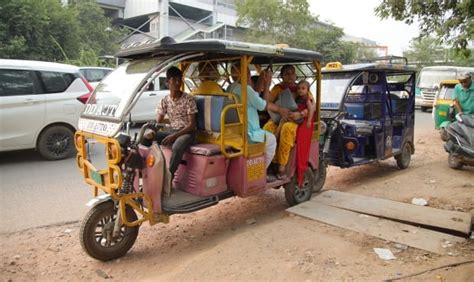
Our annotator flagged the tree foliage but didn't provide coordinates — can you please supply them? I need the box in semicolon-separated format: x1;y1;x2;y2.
403;36;474;68
0;0;123;65
375;0;473;56
236;0;359;63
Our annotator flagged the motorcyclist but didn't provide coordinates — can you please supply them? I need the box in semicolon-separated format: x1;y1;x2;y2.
453;72;474;116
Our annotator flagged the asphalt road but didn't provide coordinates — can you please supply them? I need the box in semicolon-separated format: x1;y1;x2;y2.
0;111;434;234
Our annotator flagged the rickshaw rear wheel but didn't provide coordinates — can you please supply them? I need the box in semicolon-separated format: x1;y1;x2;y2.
284;168;314;206
312;160;327;193
395;142;411;169
80;201;139;261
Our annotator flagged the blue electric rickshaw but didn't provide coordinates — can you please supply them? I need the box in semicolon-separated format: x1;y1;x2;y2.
319;58;416;169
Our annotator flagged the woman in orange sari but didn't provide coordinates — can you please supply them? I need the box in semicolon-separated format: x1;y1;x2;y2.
263;65;302;178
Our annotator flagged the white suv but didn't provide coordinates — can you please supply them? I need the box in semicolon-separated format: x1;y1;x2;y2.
0;59;93;160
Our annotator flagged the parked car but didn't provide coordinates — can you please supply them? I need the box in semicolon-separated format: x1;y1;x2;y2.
0;59;94;160
79;67;113;88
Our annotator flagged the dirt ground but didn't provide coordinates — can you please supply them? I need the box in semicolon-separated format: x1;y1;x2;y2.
1;128;473;281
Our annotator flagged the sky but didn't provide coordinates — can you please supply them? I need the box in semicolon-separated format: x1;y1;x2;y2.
309;0;420;56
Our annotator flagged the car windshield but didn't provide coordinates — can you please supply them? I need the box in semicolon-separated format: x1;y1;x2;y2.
321;72;356;109
82;58;164;120
418;70;456;89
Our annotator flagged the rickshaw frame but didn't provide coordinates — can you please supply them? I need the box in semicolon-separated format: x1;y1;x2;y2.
75;38;323;231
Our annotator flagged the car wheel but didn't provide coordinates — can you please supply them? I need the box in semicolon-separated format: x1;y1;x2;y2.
421;107;428;112
395;142;411;169
37;125;75;160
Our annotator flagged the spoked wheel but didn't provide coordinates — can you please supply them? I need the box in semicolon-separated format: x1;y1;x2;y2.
312;159;327;193
448;153;463;169
80;201;139;261
395;142;411;169
284;168;314;206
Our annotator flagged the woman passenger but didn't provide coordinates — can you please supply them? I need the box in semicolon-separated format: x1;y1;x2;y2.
263;64;301;178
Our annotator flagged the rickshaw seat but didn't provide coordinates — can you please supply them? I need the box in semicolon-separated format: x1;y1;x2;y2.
195;95;240;132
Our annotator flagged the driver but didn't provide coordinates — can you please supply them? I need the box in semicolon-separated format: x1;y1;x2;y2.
145;66;198;179
454;72;474;115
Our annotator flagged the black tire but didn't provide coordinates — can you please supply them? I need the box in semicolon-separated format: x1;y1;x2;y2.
395;142;411;169
80;201;139;261
37;125;75;160
312;160;327;193
440;128;448;142
448;153;463;169
421;107;428;112
284;168;314;206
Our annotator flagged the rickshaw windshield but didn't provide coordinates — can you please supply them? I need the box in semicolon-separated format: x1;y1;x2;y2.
321;72;356;109
82;57;165;121
438;85;456;100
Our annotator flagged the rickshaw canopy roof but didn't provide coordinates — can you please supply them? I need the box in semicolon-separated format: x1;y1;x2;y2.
439;79;459;86
322;63;416;73
116;38;322;64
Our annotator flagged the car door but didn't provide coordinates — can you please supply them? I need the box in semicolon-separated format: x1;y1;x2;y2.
130;76;168;123
0;69;45;151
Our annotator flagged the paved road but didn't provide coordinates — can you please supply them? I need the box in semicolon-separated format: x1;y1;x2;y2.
0;111;435;234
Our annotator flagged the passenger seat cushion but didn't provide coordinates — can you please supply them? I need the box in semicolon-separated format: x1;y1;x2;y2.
188;143;223;156
195;95;239;132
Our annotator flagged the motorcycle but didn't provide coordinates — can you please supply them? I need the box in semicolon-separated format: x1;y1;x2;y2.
444;114;474;169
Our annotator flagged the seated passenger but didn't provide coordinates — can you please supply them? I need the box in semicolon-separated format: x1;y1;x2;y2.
227;63;289;180
145;67;198;180
192;62;223;95
263;64;302;177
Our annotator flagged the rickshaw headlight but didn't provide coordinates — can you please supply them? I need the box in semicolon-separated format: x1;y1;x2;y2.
319;121;327;135
345;141;356;152
146;154;155;167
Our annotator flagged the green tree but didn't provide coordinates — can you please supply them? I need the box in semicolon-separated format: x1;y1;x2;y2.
403;36;474;68
403;36;446;68
0;0;81;61
236;0;357;63
375;0;473;56
0;0;124;65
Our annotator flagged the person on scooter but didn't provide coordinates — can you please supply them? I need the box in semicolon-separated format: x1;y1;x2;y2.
454;72;474;115
145;66;198;179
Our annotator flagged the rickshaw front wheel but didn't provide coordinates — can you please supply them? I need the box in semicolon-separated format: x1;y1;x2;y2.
395;142;411;169
80;201;139;261
284;169;314;206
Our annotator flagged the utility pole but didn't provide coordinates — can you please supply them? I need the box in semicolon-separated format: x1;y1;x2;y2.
159;0;169;38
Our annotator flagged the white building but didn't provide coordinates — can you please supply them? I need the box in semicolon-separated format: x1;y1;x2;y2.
96;0;243;44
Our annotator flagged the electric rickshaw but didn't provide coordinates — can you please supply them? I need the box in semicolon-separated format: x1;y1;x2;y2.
433;80;459;141
74;38;324;261
318;58;416;169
